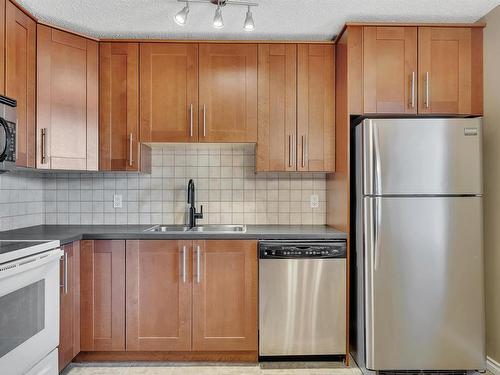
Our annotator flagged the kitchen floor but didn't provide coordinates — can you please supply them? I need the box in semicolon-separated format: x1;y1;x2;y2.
65;364;361;375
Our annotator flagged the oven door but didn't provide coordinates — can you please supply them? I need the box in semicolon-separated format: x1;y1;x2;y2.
0;249;63;375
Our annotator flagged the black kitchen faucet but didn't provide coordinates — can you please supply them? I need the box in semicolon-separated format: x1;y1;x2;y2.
187;179;203;228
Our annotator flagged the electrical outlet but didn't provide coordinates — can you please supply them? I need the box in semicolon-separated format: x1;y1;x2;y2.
113;194;123;209
310;194;319;209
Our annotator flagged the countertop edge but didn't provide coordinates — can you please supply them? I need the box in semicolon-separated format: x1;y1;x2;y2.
0;225;348;246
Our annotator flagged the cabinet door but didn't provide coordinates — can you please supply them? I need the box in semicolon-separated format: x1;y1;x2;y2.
297;44;335;172
80;240;125;351
5;1;36;168
0;0;4;95
418;27;482;115
59;242;80;371
0;0;5;95
36;25;98;170
257;44;297;172
140;43;198;142
363;26;417;114
192;240;258;351
199;44;257;143
100;43;143;171
126;240;192;351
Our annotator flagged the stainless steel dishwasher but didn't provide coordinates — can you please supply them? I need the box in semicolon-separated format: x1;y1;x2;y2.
259;240;347;357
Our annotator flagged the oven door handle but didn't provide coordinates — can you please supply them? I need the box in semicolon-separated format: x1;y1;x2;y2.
0;249;64;280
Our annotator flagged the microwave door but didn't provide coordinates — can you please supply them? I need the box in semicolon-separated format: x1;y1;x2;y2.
361;118;483;196
363;196;485;371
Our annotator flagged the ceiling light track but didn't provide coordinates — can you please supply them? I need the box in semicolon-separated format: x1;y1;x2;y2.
174;0;257;31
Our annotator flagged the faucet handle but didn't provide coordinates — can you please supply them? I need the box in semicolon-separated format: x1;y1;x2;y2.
195;204;203;219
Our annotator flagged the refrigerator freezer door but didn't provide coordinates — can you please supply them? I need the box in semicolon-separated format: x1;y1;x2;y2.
362;118;483;196
364;196;485;371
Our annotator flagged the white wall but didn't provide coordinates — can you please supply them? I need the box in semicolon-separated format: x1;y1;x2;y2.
482;5;500;363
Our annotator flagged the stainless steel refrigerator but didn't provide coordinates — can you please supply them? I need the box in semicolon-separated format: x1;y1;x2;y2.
352;118;485;373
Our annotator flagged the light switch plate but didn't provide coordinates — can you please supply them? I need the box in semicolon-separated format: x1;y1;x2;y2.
310;194;319;209
113;194;123;208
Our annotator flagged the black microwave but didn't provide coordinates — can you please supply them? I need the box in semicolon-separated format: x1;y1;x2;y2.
0;95;16;173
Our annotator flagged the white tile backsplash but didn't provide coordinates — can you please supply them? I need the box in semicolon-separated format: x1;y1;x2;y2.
0;144;327;231
0;170;45;231
44;144;328;226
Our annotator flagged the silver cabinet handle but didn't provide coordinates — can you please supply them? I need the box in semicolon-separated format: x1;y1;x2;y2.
424;72;430;109
301;135;306;168
129;133;133;167
182;245;187;283
189;104;193;138
203;105;206;137
410;71;415;109
288;134;292;167
196;245;201;284
60;251;68;294
41;128;47;164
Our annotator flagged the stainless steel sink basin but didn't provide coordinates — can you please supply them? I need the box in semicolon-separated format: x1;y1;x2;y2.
145;225;190;232
189;225;247;233
144;224;247;233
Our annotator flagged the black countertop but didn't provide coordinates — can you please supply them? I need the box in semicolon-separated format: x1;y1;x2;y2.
0;225;347;245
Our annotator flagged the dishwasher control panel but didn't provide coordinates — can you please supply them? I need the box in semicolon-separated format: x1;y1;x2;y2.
259;241;347;259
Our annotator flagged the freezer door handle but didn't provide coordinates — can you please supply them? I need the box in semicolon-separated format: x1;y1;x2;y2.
373;197;381;270
373;124;382;194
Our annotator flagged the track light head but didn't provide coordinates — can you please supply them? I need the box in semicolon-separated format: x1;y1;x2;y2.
213;5;224;29
174;2;190;26
243;6;255;31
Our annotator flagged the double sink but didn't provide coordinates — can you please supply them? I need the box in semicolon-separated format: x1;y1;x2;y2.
145;224;247;233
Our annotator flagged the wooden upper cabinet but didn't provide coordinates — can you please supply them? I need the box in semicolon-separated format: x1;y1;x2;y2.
140;43;198;142
59;241;80;371
126;240;192;351
199;44;257;143
418;27;483;115
100;43;151;172
192;240;258;351
257;44;297;172
363;26;417;114
0;0;5;95
36;25;98;171
5;1;36;168
80;240;126;351
297;44;335;172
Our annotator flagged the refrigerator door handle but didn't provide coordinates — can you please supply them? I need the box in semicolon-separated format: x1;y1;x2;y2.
364;197;376;365
374;197;381;270
373;123;382;194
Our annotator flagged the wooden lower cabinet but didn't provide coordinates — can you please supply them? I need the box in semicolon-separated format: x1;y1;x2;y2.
59;242;80;371
192;240;258;351
79;239;257;357
126;240;192;351
80;240;126;351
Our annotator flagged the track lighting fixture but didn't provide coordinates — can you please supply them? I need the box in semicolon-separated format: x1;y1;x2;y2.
174;0;257;31
174;2;190;26
243;6;254;31
213;5;224;29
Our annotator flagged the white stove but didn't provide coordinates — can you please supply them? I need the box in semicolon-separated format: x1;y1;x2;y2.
0;240;62;375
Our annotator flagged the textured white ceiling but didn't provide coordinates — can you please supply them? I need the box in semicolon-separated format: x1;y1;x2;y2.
16;0;500;40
